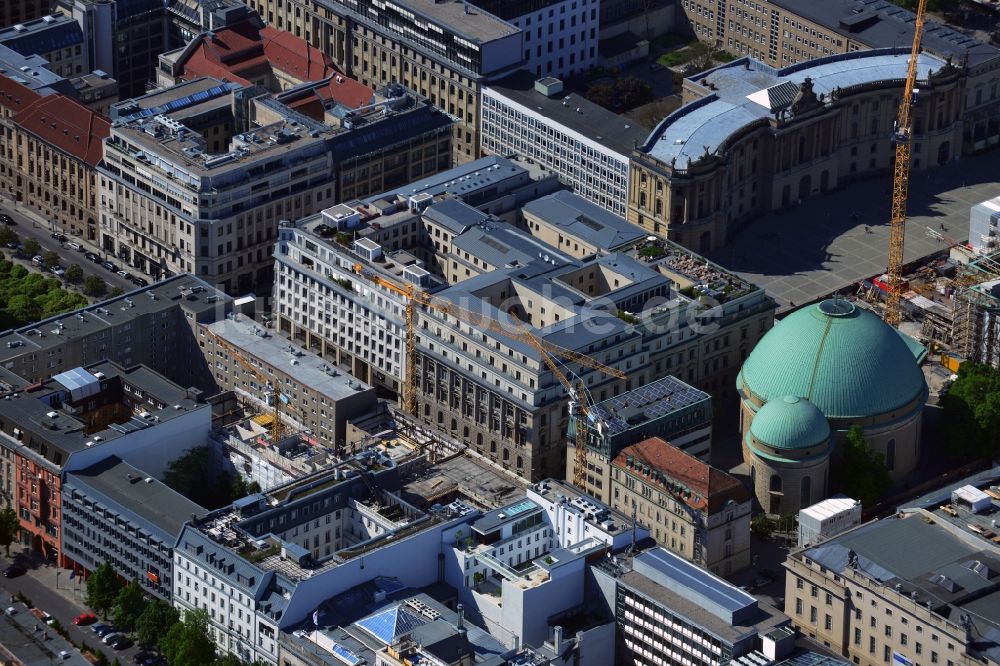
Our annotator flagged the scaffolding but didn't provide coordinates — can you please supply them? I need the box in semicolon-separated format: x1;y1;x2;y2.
953;284;1000;369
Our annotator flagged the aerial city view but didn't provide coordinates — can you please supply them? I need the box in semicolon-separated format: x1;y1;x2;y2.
0;0;996;663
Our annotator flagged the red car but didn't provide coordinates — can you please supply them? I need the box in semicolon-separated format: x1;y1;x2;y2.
72;613;96;626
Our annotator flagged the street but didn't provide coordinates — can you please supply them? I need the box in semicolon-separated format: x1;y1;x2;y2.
0;202;139;295
0;552;142;665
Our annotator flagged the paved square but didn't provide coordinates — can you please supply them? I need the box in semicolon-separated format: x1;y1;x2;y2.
708;151;1000;312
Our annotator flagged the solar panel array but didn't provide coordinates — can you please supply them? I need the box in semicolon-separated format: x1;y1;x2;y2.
118;82;241;124
591;376;709;434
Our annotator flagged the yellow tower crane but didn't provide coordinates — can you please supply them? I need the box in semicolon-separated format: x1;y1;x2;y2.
351;263;627;485
205;328;284;442
883;0;928;326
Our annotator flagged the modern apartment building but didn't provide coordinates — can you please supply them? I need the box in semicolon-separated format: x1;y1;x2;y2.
199;315;378;448
172;455;472;664
272;156;560;397
100;77;451;292
629;49;963;252
242;0;524;162
677;0;1000;156
0;361;211;564
481;72;647;217
62;455;206;600
784;507;1000;666
0;84;109;240
56;0;166;99
594;547;789;666
610;437;752;575
468;0;598;79
569;374;713;503
0;14;88;80
0;274;231;391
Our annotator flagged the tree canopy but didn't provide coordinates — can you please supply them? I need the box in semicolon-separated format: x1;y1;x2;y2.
163;446;236;510
135;599;180;648
0;507;19;556
86;563;121;619
832;425;892;508
941;362;1000;460
112;579;147;632
160;608;217;666
83;275;107;297
0;258;86;328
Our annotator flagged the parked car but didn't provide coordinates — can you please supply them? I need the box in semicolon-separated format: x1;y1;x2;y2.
116;270;130;279
109;635;133;650
4;606;17;616
133;651;155;664
50;266;65;277
32;255;45;265
91;623;114;637
65;242;82;251
102;631;126;645
50;232;67;242
3;565;25;578
85;252;101;263
0;214;14;226
72;612;96;626
4;241;18;250
40;611;56;625
130;276;149;287
58;650;72;660
101;261;116;271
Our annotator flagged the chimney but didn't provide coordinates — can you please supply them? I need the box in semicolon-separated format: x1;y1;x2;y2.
553;625;563;650
456;604;464;629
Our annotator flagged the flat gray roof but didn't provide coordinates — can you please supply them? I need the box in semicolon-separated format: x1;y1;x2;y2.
522;190;647;251
365;156;527;204
317;0;518;43
589;374;711;437
205;318;374;403
65;455;206;541
485;69;649;156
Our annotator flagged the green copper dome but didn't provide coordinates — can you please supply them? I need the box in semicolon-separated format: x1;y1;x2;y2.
749;396;831;450
738;299;927;419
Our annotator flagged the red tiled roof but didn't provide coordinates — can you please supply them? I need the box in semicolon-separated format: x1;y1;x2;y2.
12;95;110;166
613;437;751;514
313;75;374;110
178;22;340;88
0;75;42;114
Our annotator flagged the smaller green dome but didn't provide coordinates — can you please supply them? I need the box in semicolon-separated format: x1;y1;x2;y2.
750;395;831;450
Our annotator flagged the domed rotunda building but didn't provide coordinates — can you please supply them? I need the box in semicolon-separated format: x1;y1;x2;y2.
737;299;927;515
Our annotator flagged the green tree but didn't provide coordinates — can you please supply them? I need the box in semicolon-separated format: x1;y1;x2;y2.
135;599;180;648
213;655;244;666
65;264;83;284
85;563;121;619
83;275;107;297
43;250;59;268
0;507;19;556
942;362;1000;459
112;579;147;633
163;446;232;509
0;227;16;246
750;513;776;540
21;238;39;257
160;608;216;666
832;426;892;508
110;286;124;297
615;75;653;109
585;80;616;108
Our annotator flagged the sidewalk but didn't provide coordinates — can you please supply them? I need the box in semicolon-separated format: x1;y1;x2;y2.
10;545;87;611
0;191;105;258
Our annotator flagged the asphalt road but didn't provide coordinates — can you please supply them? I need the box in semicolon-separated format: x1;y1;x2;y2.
0;202;138;295
0;554;142;665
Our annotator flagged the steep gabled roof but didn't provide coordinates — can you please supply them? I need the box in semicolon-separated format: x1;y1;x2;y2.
614;437;751;514
13;94;110;165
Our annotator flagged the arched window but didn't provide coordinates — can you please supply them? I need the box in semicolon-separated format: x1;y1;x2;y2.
886;439;896;471
770;474;782;493
801;476;811;507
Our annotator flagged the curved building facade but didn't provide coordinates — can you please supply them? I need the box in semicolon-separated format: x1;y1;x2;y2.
628;49;964;253
738;300;928;513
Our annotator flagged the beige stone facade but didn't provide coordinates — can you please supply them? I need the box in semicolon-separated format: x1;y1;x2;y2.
244;0;523;164
610;437;752;576
784;512;992;666
628;53;964;253
0;81;108;240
